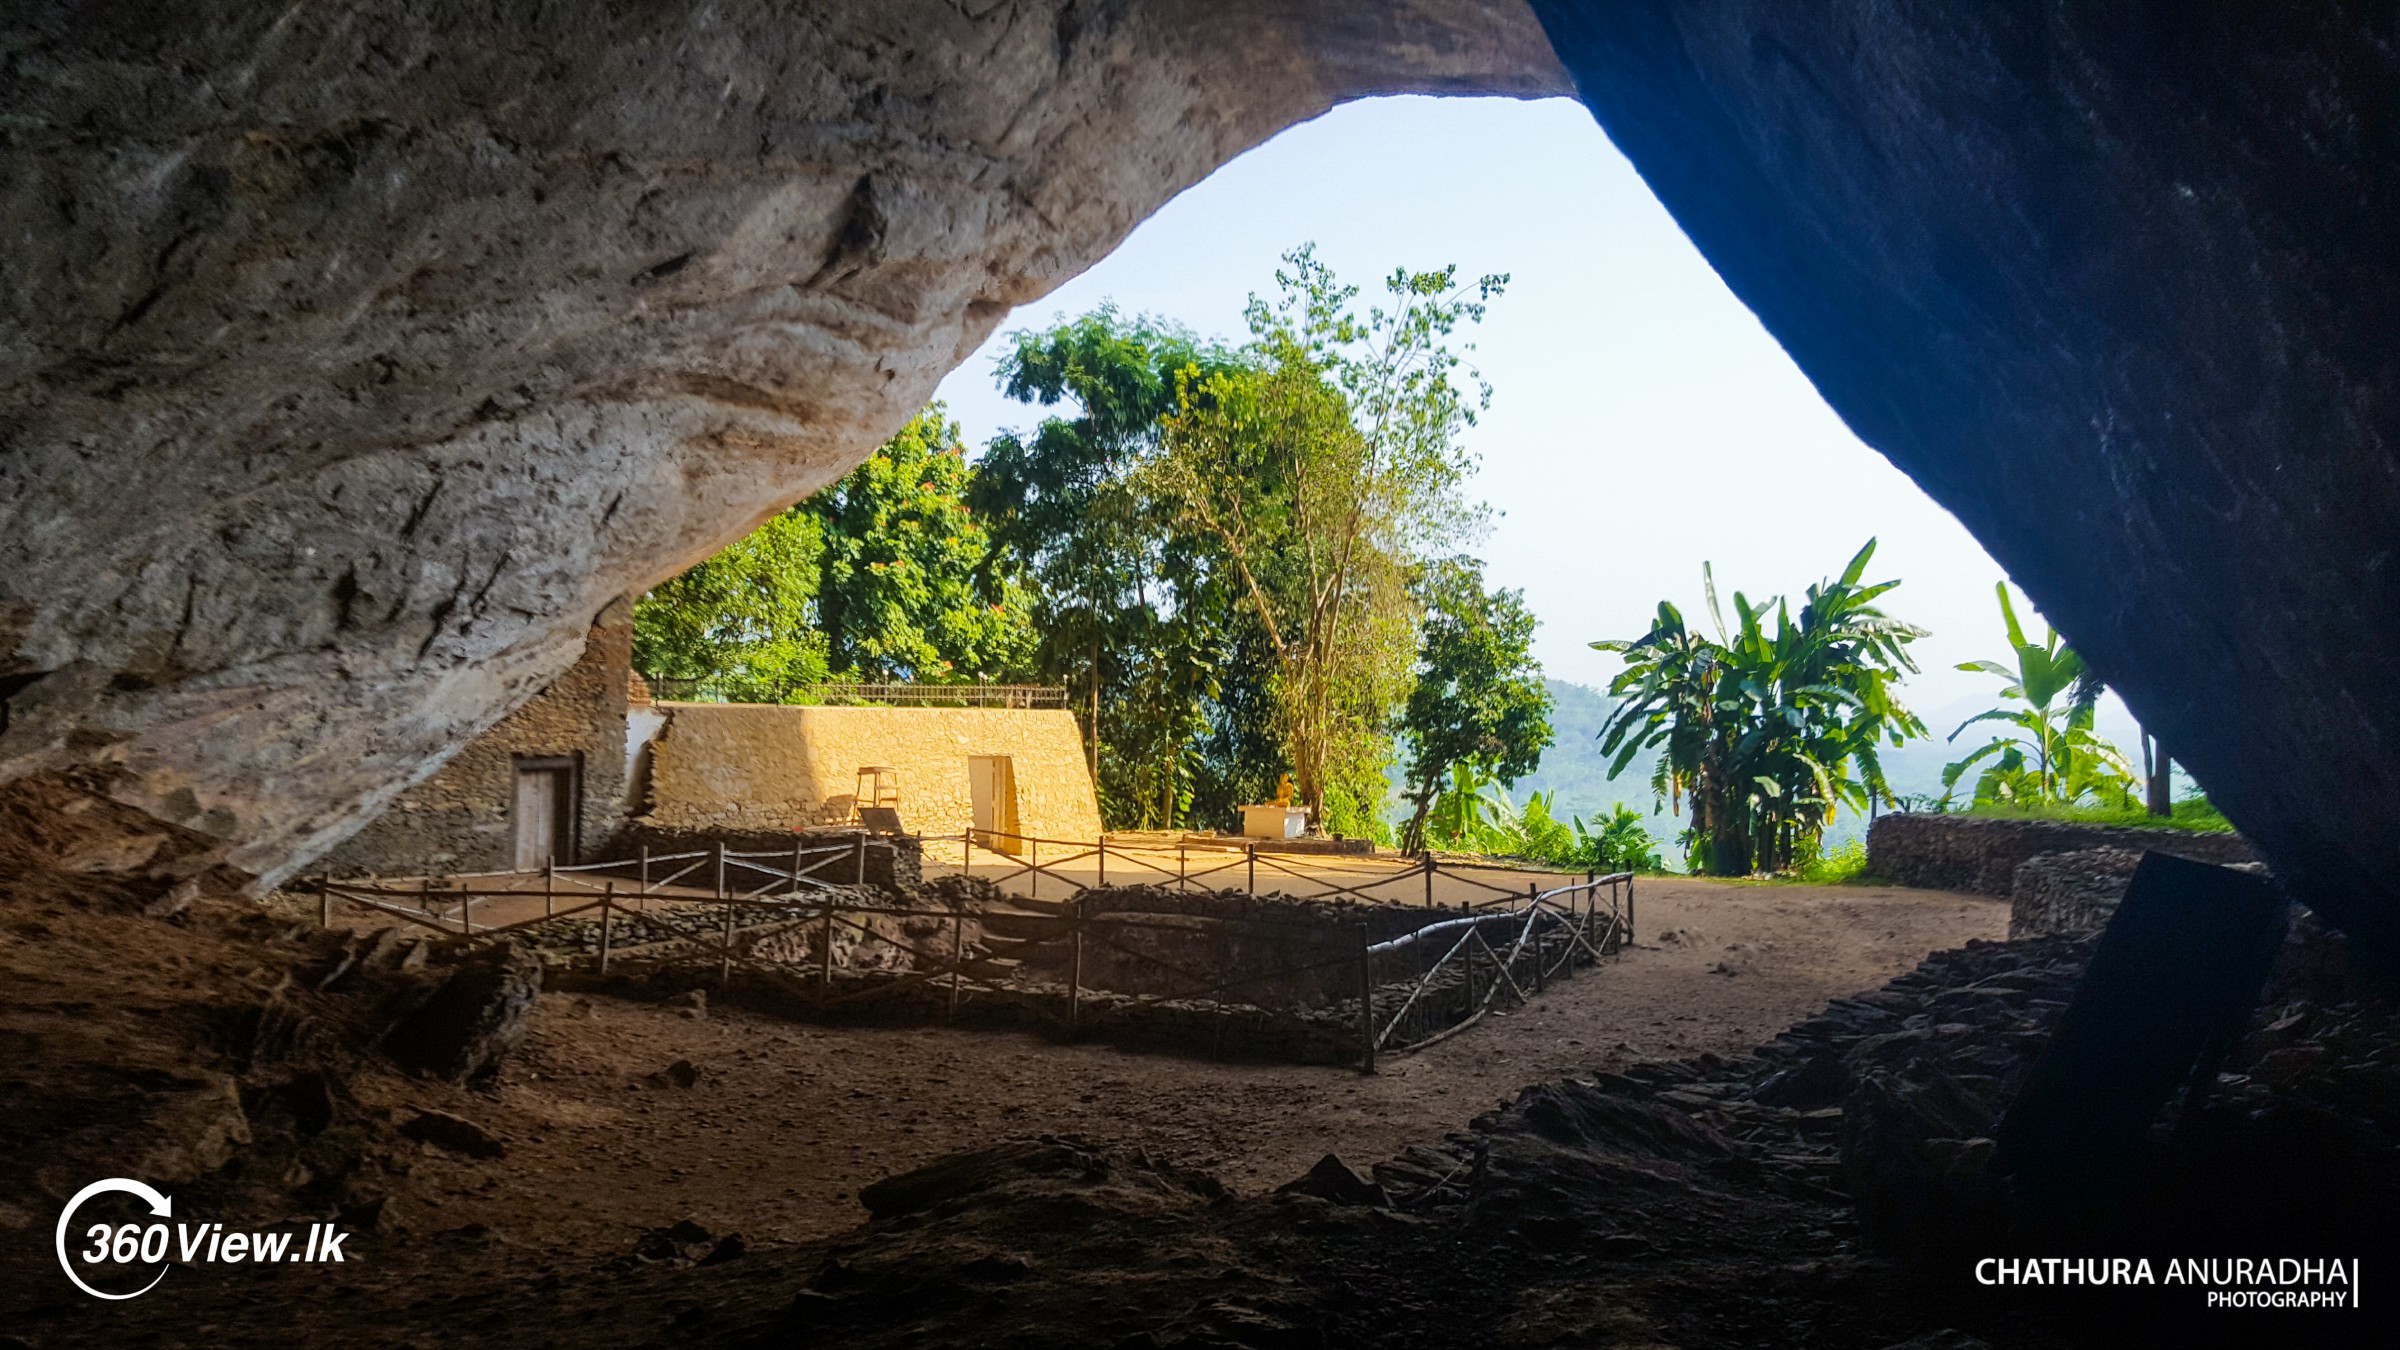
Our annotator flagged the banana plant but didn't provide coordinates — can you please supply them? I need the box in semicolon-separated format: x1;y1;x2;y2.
1942;584;2134;806
1597;540;1926;875
1425;761;1519;852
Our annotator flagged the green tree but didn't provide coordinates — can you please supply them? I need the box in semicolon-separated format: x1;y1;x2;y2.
1942;584;2134;807
970;309;1263;828
1597;541;1927;875
812;406;1037;682
1397;557;1552;855
1158;246;1501;835
631;507;829;702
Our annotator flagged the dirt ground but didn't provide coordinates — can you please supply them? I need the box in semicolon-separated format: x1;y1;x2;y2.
375;876;2006;1252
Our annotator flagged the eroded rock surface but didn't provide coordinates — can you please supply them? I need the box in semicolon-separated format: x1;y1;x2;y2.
1535;2;2400;963
0;1;1564;887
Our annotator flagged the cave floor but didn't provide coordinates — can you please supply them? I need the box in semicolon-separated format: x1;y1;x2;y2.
362;876;2007;1252
2;876;2000;1346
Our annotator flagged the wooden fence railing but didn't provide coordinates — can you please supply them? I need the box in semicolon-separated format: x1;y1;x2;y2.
925;828;1626;934
314;836;1632;1071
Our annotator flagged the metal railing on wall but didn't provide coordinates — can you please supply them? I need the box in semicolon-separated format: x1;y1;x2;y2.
642;678;1066;708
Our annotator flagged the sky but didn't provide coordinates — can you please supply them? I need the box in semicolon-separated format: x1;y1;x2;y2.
932;94;2149;755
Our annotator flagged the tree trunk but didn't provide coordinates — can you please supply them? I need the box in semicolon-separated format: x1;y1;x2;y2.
1401;784;1436;857
2145;733;2173;817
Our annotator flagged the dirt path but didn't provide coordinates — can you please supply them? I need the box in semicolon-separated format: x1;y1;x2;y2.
378;877;2006;1254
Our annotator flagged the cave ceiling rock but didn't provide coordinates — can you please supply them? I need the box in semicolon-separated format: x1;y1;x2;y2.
0;0;1565;887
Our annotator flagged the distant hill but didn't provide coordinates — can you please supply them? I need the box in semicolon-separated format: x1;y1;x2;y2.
1512;679;1671;827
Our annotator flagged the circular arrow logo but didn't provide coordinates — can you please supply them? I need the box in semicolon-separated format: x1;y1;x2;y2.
55;1177;175;1300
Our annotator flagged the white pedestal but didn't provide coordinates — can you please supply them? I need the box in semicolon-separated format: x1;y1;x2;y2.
1240;804;1308;840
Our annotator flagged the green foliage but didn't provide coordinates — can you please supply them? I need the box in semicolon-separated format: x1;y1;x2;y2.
970;308;1263;830
1397;557;1552;855
1941;584;2135;809
1423;764;1662;872
632;248;1526;849
631;508;830;703
1573;803;1668;873
1424;761;1516;852
1158;245;1502;832
1791;837;1872;885
1960;794;2234;832
811;407;1038;683
1595;540;1928;876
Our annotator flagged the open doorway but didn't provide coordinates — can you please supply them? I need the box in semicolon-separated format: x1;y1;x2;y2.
967;755;1021;856
512;755;578;870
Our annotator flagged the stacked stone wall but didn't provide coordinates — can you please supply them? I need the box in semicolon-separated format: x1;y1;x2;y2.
1866;813;2255;898
642;703;1101;843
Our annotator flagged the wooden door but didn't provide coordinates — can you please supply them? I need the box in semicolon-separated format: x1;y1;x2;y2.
513;761;574;870
968;755;1020;855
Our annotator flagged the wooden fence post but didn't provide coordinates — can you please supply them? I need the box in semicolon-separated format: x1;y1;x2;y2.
1356;923;1377;1075
949;906;964;1021
1177;844;1186;891
639;845;650;913
1424;857;1434;907
1528;883;1544;994
318;878;331;929
1030;836;1039;902
791;837;804;901
1561;884;1576;980
1464;923;1477;1013
1068;907;1083;1031
1097;837;1106;888
963;829;974;879
1247;845;1256;895
818;904;834;1006
715;841;731;989
599;882;614;974
1626;874;1636;945
854;830;867;888
544;859;556;917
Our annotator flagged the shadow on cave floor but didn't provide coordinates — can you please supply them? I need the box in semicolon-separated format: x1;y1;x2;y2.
3;779;2392;1349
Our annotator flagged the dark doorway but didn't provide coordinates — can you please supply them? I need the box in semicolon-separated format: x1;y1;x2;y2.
512;756;578;870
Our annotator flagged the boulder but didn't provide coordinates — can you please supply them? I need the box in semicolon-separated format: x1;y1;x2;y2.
383;944;542;1082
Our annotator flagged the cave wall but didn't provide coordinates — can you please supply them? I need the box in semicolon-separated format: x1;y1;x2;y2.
1532;2;2400;963
0;1;1565;889
315;601;633;878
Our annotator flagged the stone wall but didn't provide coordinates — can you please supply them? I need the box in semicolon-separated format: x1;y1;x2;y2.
319;605;631;877
2006;848;2146;939
1047;884;1462;1009
1866;813;2257;899
641;704;1101;843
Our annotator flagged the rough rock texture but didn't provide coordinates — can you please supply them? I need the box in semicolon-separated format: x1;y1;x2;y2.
319;602;634;877
382;942;543;1082
0;1;1565;889
1533;4;2400;965
2005;847;2144;938
1866;812;2256;898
